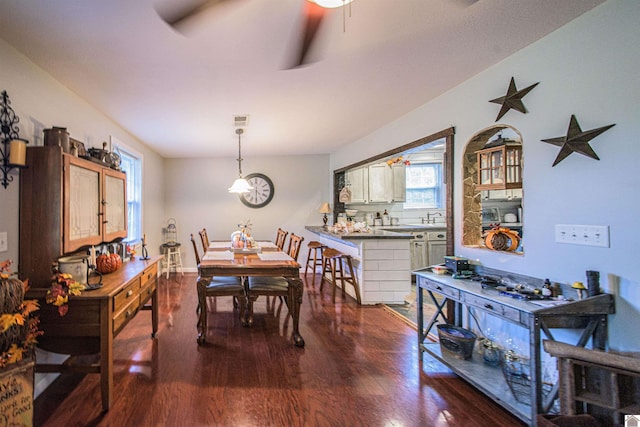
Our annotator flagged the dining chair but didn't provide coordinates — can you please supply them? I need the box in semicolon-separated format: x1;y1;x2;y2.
189;233;245;321
246;233;304;325
275;228;288;250
199;228;210;249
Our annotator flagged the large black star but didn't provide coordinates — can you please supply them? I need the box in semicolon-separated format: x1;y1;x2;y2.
489;77;539;121
541;115;615;167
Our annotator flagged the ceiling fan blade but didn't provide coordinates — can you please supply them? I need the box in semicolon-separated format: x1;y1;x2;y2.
450;0;479;7
156;0;234;33
288;1;327;69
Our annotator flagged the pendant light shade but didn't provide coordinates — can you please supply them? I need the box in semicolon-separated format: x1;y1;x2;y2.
312;0;354;8
229;177;252;193
229;128;253;193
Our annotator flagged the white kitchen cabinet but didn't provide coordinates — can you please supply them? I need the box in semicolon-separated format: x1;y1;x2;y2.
367;163;390;203
482;188;522;200
426;231;447;266
346;167;369;204
391;163;406;202
368;162;406;203
345;162;406;204
410;240;428;272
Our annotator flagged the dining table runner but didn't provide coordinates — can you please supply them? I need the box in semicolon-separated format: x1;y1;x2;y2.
202;251;235;261
257;252;294;261
208;241;232;249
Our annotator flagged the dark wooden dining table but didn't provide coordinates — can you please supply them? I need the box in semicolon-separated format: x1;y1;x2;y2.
196;241;305;347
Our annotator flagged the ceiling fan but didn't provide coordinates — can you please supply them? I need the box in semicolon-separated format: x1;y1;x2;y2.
156;0;353;70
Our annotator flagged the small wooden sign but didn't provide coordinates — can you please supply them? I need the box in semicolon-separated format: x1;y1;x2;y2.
0;359;34;427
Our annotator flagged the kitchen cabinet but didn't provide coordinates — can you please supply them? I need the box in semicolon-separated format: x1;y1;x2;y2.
346;167;369;204
345;162;406;204
426;231;446;266
19;146;127;288
391;163;406;202
410;239;428;272
481;188;523;200
367;163;389;203
415;270;614;426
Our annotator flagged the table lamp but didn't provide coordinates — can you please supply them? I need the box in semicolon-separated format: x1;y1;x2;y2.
319;203;331;226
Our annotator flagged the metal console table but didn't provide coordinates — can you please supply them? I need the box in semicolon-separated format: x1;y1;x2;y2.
416;270;614;426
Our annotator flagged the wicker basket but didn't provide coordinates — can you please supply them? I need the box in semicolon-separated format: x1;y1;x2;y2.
501;352;552;404
437;324;477;360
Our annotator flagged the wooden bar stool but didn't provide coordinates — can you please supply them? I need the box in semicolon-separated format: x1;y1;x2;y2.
161;242;184;279
320;248;361;304
304;241;327;287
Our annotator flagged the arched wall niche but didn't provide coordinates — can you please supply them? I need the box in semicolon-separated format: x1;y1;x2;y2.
462;124;524;253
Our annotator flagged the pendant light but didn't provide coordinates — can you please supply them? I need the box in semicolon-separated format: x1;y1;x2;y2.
228;128;253;193
312;0;353;8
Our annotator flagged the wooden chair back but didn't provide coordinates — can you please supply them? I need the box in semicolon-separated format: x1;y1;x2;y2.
275;228;288;250
199;228;209;249
190;233;201;264
287;234;304;261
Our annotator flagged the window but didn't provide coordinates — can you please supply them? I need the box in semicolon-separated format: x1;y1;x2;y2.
114;141;142;243
404;162;443;209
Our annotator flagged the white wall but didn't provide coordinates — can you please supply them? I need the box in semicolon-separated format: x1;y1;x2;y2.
163;154;331;270
330;0;640;351
0;38;167;263
0;37;168;395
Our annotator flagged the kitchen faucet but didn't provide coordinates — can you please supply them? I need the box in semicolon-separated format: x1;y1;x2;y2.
421;212;442;224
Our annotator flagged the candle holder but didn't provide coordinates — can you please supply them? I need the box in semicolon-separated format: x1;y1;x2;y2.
1;90;29;189
139;234;150;260
139;244;150;260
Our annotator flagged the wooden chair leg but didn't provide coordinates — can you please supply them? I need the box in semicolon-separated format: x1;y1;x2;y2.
345;256;361;304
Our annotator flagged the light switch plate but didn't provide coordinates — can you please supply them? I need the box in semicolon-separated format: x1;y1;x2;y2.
554;224;610;248
0;232;7;252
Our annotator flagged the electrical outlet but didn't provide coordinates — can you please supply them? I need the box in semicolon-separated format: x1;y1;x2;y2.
0;232;7;252
555;224;610;248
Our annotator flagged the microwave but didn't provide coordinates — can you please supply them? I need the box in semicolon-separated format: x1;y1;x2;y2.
481;207;500;223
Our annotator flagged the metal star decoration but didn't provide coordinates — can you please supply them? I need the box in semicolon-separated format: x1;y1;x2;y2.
489;77;539;121
541;115;615;167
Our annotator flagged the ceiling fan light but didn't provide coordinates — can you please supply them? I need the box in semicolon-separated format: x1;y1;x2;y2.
312;0;354;9
229;177;253;193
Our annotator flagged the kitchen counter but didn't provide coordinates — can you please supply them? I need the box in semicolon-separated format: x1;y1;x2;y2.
306;225;413;305
305;224;445;245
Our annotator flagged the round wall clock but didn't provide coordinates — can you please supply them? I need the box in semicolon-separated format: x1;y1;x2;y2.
239;173;275;208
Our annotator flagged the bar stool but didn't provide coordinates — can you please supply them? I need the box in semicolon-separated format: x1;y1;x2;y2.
162;242;184;279
320;248;361;304
304;241;327;287
162;218;184;278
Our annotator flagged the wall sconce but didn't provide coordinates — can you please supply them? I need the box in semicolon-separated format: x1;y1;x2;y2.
319;202;331;226
1;91;29;189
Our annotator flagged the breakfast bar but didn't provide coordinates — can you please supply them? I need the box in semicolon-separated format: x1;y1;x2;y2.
306;225;415;304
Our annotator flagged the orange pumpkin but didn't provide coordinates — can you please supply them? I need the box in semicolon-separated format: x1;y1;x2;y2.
483;225;520;252
96;252;122;274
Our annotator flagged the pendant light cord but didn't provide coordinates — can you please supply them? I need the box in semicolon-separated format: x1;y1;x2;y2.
236;128;244;177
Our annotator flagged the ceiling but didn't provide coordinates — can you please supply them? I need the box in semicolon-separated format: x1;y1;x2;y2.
0;0;605;158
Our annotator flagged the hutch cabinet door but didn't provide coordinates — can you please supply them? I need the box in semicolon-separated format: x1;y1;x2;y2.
64;158;103;252
102;169;127;242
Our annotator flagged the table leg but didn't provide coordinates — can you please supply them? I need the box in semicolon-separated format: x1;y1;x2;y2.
196;276;208;345
287;276;305;347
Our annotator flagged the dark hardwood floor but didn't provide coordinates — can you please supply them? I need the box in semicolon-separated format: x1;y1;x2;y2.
34;272;524;426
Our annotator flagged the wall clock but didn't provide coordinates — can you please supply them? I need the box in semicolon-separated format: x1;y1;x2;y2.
239;173;275;208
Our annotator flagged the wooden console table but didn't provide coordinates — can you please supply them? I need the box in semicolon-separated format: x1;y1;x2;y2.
27;256;161;411
415;270;615;426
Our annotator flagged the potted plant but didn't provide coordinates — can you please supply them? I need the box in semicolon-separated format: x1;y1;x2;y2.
1;259;42;426
1;259;41;368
